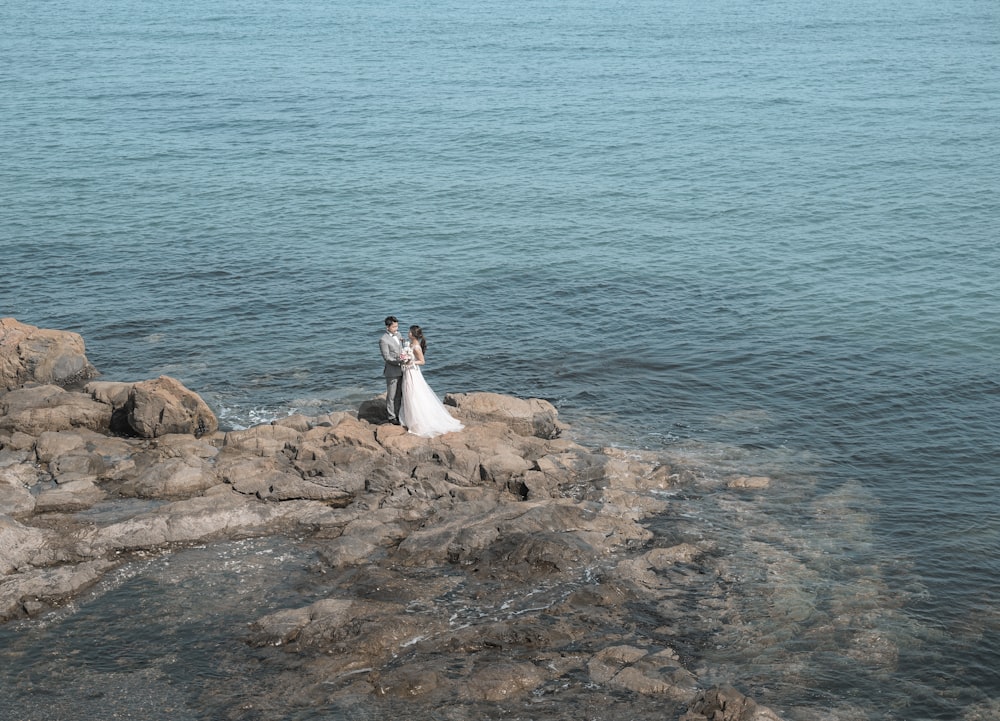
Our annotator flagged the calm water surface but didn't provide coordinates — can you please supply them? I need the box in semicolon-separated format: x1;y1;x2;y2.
1;0;999;718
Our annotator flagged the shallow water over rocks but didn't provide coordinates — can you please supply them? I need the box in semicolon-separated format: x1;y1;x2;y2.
0;433;955;721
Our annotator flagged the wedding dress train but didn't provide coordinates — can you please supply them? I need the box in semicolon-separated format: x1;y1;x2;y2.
399;364;464;437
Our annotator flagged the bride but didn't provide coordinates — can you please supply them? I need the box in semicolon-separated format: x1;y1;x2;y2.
398;325;464;437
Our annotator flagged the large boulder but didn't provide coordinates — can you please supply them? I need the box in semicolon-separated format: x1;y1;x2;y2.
444;392;564;439
0;318;98;391
125;376;218;438
0;385;113;435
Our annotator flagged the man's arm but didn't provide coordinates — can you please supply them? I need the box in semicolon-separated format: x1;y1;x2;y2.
379;336;399;365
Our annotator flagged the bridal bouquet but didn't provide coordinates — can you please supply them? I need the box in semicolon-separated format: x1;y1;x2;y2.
398;342;413;369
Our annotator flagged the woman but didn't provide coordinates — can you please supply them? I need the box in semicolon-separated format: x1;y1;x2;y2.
398;325;464;437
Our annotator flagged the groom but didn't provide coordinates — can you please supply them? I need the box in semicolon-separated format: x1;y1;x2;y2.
379;315;404;424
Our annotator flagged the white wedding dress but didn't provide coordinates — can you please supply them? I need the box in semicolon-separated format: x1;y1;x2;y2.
399;362;464;437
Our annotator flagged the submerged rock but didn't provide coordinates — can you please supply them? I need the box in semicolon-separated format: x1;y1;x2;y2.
0;321;795;720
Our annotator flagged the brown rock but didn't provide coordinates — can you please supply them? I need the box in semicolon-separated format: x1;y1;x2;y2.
0;385;112;435
681;685;786;721
126;376;218;438
121;455;218;498
34;478;105;512
727;475;771;490
0;559;117;622
327;416;382;453
0;516;60;574
34;430;87;463
646;543;703;569
478;451;534;487
461;660;548;701
0;483;35;516
375;665;446;698
223;423;302;456
0;318;98;391
444;392;563;439
72;490;322;557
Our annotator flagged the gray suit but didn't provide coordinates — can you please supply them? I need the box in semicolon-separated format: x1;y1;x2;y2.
379;331;404;421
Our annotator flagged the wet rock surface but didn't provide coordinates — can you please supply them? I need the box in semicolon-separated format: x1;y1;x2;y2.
0;321;811;720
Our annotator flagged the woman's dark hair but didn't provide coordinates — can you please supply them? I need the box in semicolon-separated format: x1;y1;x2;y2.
409;325;427;353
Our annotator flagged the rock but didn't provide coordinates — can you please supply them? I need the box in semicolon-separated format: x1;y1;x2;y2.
0;385;112;435
34;478;105;512
681;685;786;721
151;432;220;460
0;318;98;391
727;475;771;490
223;424;302;456
126;376;218;438
478;451;534;488
0;559;117;622
0;516;60;574
84;380;133;409
460;660;548;701
589;645;698;701
326;416;382;453
357;396;392;424
71;491;326;557
84;380;133;433
1;431;37;452
316;536;379;567
0;484;35;516
0;462;40;487
444;392;563;439
588;644;649;683
646;543;703;568
120;456;217;498
396;498;651;572
34;430;86;463
374;664;446;698
0;325;791;718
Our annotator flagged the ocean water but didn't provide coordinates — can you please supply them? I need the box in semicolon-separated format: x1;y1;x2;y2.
2;0;999;718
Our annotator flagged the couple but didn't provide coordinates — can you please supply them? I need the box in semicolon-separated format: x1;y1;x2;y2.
380;315;464;437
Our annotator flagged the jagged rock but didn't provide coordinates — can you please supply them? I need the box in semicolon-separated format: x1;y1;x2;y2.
681;685;785;721
374;664;447;698
460;660;549;701
0;328;788;718
224;423;302;456
395;498;651;573
70;489;322;557
0;483;35;516
125;375;218;438
34;478;105;512
316;535;380;567
647;543;703;568
0;515;61;574
0;385;112;435
0;318;98;391
34;429;87;463
727;475;771;490
0;559;117;622
119;455;218;498
444;392;563;439
0;461;40;487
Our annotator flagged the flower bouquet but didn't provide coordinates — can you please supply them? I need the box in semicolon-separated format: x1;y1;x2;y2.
398;342;413;369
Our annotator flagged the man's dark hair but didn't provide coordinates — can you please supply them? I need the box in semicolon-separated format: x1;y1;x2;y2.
384;316;398;327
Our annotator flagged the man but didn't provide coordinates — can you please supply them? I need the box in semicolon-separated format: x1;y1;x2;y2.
379;315;404;424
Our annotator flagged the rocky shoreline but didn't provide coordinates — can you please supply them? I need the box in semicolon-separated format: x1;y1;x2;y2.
1;318;784;721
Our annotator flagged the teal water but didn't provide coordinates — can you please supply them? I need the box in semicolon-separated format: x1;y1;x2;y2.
2;0;999;718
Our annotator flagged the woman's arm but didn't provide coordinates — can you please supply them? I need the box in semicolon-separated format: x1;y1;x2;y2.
412;344;426;366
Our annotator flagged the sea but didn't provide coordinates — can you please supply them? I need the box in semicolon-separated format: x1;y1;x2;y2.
1;0;998;718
